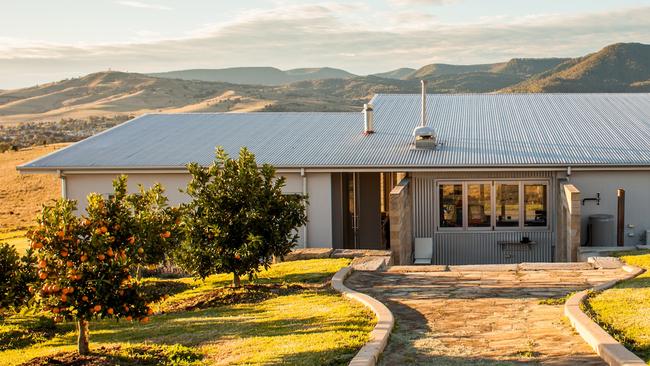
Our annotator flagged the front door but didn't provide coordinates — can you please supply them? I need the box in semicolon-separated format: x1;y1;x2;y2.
343;172;382;249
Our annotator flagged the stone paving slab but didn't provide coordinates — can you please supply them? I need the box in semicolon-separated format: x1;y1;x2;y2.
346;266;629;365
331;249;392;258
449;264;518;272
587;256;623;269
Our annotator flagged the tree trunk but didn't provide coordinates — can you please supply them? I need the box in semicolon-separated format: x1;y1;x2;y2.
77;319;90;355
233;273;241;287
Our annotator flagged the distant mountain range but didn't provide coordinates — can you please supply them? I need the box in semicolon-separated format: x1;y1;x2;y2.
0;42;649;124
149;67;356;86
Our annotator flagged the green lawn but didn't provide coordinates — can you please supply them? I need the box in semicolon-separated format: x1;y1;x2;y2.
0;259;375;365
586;250;650;364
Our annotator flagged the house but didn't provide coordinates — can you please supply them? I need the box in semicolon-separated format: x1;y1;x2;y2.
18;87;650;265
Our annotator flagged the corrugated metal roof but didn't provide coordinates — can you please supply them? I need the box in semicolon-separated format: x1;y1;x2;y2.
19;93;650;170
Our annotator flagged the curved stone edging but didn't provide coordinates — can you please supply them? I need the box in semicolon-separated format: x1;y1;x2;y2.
564;264;646;366
331;266;395;366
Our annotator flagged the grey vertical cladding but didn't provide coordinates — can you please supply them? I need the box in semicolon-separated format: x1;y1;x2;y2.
412;171;554;264
432;231;553;265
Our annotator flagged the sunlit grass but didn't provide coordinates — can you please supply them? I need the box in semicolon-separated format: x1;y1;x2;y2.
0;259;374;365
586;250;650;363
0;230;30;254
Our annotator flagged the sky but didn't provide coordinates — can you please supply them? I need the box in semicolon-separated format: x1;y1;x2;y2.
1;0;649;89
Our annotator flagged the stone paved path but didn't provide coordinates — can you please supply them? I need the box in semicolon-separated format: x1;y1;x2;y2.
346;266;628;365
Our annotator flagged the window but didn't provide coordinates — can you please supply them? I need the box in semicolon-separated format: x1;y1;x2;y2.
437;180;548;230
524;184;547;227
467;183;491;227
439;184;463;228
496;183;519;227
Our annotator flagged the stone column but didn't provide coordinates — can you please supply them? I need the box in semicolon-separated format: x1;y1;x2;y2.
562;184;581;262
389;177;413;265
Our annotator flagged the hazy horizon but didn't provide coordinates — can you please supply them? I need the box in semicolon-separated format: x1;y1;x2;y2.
1;0;650;89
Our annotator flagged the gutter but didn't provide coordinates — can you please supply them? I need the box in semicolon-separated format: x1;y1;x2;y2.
19;165;650;175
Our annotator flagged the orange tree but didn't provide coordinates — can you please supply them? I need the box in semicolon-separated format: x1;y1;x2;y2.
176;147;308;286
0;244;37;311
127;183;181;273
27;176;166;355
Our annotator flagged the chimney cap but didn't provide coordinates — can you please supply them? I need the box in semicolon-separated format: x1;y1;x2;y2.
413;125;436;138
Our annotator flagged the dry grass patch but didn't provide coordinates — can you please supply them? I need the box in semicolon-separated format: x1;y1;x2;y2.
0;144;66;232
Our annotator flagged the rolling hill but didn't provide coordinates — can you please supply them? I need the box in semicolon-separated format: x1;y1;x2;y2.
149;67;356;86
0;42;649;127
371;68;416;80
503;43;650;92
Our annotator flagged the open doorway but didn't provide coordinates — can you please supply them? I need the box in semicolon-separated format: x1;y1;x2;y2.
332;172;395;249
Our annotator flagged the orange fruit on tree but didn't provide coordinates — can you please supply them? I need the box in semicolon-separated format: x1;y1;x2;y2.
51;284;60;293
80;254;88;262
83;219;91;226
93;305;102;312
60;250;69;257
107;308;114;315
66;261;73;267
32;242;43;249
82;295;89;302
65;286;74;294
38;271;48;280
56;230;65;238
60;294;68;302
123;304;129;311
98;254;106;261
137;248;144;254
106;248;114;257
147;308;153;315
141;317;149;324
52;307;60;314
126;316;132;321
162;231;171;238
38;260;47;268
100;226;108;234
94;228;102;235
128;236;135;245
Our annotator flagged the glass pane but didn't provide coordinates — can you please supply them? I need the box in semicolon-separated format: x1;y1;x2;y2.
439;184;463;228
467;183;491;227
496;183;519;227
525;184;547;227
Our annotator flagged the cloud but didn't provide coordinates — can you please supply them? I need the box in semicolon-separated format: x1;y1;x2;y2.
116;1;172;11
388;0;459;6
0;4;649;88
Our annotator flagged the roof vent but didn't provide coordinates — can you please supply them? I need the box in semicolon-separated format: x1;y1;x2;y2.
413;80;437;149
363;103;374;134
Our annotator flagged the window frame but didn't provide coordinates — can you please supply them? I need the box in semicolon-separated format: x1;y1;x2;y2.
437;181;465;231
522;180;550;230
494;180;522;231
435;179;550;232
465;181;494;231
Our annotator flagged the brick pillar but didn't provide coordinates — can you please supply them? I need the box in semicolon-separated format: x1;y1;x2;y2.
389;177;413;265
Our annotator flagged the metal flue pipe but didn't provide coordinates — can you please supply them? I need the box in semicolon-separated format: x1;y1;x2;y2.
420;80;427;127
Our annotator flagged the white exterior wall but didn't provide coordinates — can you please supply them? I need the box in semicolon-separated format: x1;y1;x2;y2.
303;173;333;248
64;172;332;248
569;170;650;246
